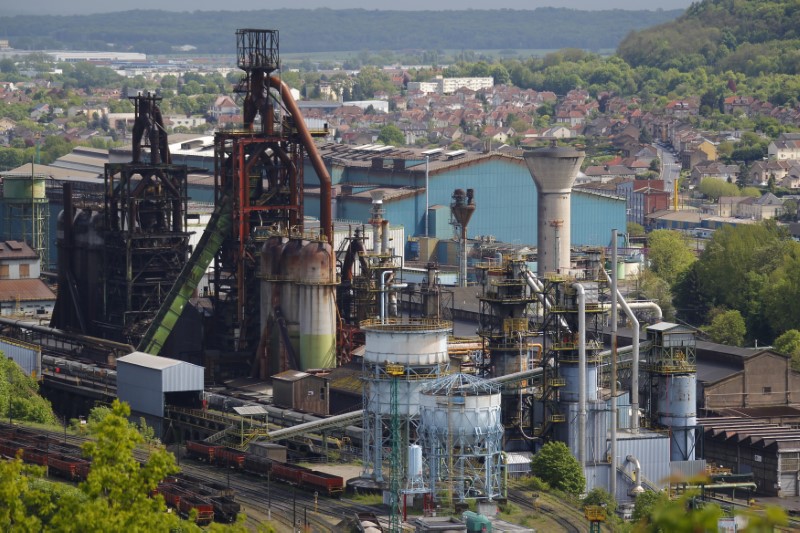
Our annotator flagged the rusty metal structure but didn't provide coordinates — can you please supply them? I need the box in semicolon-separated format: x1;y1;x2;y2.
100;92;190;343
209;29;334;373
51;93;190;345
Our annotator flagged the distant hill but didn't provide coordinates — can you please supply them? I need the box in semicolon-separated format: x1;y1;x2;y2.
618;0;800;75
0;8;683;55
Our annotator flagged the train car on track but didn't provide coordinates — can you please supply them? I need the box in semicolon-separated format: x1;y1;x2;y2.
185;441;220;463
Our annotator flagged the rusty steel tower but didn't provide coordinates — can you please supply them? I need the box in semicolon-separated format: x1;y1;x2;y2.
211;29;302;354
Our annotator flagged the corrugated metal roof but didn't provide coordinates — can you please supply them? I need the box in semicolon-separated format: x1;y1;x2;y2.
272;370;310;382
233;405;268;416
118;351;182;369
0;279;56;302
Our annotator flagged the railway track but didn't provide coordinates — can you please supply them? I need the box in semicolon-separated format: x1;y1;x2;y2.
15;424;383;531
507;486;587;532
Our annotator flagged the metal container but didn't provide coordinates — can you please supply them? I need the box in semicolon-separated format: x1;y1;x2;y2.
419;375;502;447
278;238;304;353
657;373;697;461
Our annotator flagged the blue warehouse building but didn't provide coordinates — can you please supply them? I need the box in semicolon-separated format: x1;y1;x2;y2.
302;143;626;248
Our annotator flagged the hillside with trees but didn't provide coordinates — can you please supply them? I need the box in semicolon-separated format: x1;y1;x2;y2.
0;8;681;55
618;0;800;75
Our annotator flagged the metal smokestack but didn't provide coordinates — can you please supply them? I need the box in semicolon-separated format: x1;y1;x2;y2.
450;188;476;287
523;144;584;276
369;190;385;253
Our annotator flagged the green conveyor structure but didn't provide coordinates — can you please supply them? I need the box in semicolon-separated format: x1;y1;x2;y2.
138;195;232;355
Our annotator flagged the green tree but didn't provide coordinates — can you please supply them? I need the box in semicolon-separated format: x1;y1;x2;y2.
704;308;746;346
646;230;696;286
627;222;645;238
631;490;669;524
774;329;800;370
635;270;676;322
377;124;405;146
582;487;616;516
0;354;56;424
697;179;740;201
49;400;184;532
530;441;585;496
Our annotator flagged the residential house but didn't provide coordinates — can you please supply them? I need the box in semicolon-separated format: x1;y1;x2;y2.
768;133;800;160
209;95;240;120
29;103;50;120
737;193;785;220
690;162;740;187
748;160;800;186
0;240;56;316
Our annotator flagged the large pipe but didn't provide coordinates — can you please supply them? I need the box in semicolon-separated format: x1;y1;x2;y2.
380;271;392;323
626;455;645;495
610;229;618;498
381;219;390;256
268;76;331;243
573;283;587;475
601;269;663;432
523;269;569;330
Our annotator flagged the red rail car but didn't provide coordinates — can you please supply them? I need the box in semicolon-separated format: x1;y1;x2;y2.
216;447;246;469
271;461;309;485
301;470;345;497
22;447;48;467
0;439;24;458
48;454;90;481
156;483;183;509
179;496;215;525
185;441;220;463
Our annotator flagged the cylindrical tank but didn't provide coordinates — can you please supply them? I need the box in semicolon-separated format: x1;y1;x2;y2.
419;376;502;448
560;363;598;402
278;238;304;354
362;319;450;367
408;444;423;479
2;175;47;200
297;240;336;370
419;374;504;502
657;373;697;461
362;319;450;417
522;146;585;276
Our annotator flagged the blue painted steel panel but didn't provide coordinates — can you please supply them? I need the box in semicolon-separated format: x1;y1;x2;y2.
304;156;625;248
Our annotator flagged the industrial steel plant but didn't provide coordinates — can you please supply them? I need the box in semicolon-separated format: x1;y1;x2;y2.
0;27;726;530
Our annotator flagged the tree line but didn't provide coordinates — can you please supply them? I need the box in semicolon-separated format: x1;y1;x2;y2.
0;8;681;55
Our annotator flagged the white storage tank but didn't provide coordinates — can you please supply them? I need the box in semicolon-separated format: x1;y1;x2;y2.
418;373;504;502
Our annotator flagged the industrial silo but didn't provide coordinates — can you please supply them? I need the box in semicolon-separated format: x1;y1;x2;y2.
297;239;336;370
1;173;50;268
360;317;451;485
657;374;697;461
522;144;584;276
419;373;503;503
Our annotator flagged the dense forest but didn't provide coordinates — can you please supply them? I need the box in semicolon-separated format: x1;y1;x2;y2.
618;0;800;75
0;8;681;55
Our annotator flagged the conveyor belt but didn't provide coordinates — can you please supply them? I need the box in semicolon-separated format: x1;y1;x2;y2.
138;195;232;355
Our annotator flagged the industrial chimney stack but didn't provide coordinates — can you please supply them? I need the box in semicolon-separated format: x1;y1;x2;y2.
523;144;584;276
450;188;476;287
